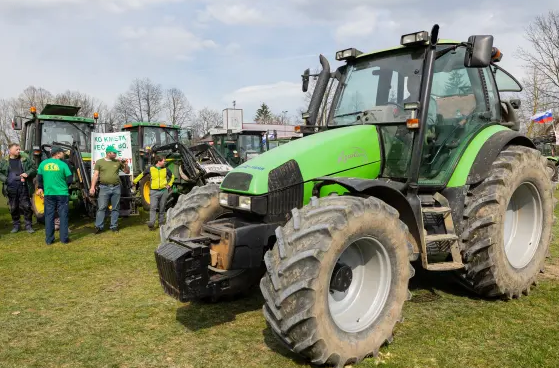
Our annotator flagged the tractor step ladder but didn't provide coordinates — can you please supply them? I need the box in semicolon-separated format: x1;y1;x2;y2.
420;192;464;271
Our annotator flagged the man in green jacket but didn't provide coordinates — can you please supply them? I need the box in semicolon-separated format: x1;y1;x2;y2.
133;155;175;230
0;143;37;233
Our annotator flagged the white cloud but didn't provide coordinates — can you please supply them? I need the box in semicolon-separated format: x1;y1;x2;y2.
120;25;217;60
199;2;266;25
0;0;183;13
334;6;378;43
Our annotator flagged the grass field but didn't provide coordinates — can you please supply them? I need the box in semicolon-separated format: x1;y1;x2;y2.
1;197;558;368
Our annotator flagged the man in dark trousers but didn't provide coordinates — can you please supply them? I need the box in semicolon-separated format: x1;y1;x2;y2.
0;143;36;233
89;145;130;233
133;155;175;230
36;146;73;245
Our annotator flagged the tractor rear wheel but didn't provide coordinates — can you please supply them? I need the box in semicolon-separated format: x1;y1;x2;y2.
31;185;45;224
159;184;264;301
260;195;414;367
459;146;554;298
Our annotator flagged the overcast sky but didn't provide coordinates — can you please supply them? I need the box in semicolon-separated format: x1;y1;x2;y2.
1;0;557;122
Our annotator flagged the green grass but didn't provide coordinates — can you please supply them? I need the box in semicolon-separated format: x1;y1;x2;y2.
0;197;558;368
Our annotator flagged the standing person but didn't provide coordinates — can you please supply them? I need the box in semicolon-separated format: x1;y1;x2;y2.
89;145;130;234
0;143;36;233
133;155;175;230
36;147;73;245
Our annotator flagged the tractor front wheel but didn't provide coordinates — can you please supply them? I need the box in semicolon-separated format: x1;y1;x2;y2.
139;176;151;211
546;160;558;182
261;195;414;367
159;184;263;301
459;146;554;298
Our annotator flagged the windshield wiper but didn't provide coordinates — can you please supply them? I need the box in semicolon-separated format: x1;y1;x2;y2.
334;111;363;119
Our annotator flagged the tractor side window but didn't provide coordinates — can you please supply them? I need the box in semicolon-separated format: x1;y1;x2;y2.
492;65;522;92
419;46;494;185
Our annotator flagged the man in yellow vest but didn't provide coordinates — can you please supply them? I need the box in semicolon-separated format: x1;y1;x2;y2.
133;155;175;230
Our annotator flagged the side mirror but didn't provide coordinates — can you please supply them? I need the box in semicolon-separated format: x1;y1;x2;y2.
509;99;521;110
302;68;310;92
12;116;22;130
464;35;494;68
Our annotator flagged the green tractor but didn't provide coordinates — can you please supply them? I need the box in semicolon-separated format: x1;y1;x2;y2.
533;132;559;181
154;25;555;367
210;128;268;166
12;104;100;221
122;122;232;211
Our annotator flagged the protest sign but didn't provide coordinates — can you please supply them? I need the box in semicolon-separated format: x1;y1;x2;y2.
91;132;134;177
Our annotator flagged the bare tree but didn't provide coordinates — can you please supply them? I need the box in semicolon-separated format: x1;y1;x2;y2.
53;90;99;118
0;99;21;154
164;88;194;127
518;11;559;110
192;107;221;137
114;78;164;123
14;86;52;116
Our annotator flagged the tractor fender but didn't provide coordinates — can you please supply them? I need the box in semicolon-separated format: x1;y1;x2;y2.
466;130;535;185
312;177;422;256
547;156;559;163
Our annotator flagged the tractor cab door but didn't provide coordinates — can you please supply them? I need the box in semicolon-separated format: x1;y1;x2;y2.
418;46;501;186
127;127;142;175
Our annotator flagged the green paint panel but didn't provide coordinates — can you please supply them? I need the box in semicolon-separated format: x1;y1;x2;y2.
221;125;382;195
446;125;509;187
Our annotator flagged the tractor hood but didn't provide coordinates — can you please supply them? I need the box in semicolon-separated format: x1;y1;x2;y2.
220;125;382;195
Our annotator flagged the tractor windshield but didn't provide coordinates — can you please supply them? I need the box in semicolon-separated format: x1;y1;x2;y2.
330;48;425;126
143;127;179;147
41;120;92;151
239;134;265;157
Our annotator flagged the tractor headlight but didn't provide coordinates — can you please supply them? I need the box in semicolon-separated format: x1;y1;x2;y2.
238;196;251;210
219;192;229;206
401;31;429;46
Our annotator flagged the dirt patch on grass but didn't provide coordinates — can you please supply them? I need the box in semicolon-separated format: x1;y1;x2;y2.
542;262;559;281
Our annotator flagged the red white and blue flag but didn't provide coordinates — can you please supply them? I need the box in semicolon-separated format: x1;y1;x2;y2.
531;110;553;124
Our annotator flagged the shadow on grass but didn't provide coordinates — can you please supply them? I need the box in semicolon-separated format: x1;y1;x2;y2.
408;260;483;302
175;286;264;331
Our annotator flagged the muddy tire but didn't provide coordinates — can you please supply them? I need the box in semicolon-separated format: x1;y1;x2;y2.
260;195;414;367
159;184;263;301
546;160;558;182
458;146;554;298
159;183;227;241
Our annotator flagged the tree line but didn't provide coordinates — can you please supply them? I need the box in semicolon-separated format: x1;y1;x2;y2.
0;78;223;151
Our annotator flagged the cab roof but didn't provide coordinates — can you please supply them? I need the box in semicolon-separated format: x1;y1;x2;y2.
122;122;180;129
356;39;460;59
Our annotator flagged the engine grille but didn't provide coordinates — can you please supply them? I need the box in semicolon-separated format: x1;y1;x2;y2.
268;160;304;216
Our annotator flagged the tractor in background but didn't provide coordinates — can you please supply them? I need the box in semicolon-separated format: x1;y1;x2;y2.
533;131;559;181
154;25;555;367
122;122;232;210
12;104;137;221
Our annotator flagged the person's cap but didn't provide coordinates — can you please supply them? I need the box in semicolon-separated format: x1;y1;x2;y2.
51;146;65;155
106;145;119;154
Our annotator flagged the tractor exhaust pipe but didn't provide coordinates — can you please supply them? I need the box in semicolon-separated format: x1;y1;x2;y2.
305;54;331;126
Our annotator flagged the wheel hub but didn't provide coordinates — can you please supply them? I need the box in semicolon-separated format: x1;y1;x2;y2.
330;263;353;293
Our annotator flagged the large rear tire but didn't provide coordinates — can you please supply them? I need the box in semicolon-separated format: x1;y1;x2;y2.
139;176;151;211
159;184;263;301
459;146;554;298
260;195;414;367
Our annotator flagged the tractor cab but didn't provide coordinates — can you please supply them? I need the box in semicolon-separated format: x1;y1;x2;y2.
210;128;267;166
14;104;96;165
12;104;98;221
122;122;181;179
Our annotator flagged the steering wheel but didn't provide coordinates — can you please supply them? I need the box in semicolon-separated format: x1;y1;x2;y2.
425;111;477;166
